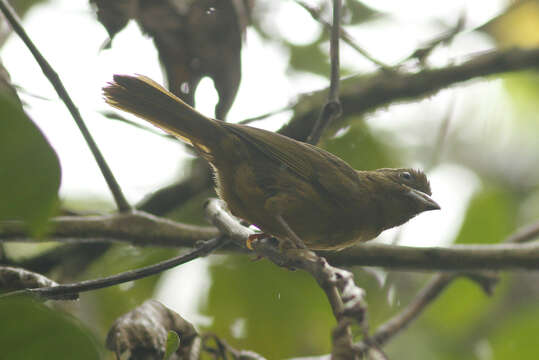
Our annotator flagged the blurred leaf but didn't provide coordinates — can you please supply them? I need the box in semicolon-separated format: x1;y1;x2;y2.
92;0;249;119
0;296;100;360
10;0;50;17
203;255;334;358
288;39;330;77
423;278;497;337
90;0;131;40
164;331;180;360
503;72;539;131
479;0;539;47
343;0;380;25
168;188;216;226
80;245;178;336
454;185;518;245
489;300;539;359
0;95;61;234
323;121;396;170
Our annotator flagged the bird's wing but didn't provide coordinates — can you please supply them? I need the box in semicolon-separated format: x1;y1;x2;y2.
223;123;360;201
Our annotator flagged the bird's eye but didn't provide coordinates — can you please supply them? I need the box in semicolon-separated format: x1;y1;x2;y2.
400;171;412;180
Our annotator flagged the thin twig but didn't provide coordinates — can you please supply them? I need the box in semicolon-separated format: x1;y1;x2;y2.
282;47;539;141
238;103;295;125
0;0;130;212
101;110;176;140
201;333;267;360
0;236;228;300
0;266;77;300
288;272;497;360
294;0;390;70
353;272;498;355
354;273;454;354
400;14;466;66
307;0;342;145
505;220;539;244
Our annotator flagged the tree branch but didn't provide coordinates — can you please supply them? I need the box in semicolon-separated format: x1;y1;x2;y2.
3;214;539;270
324;240;539;270
282;47;539;141
0;210;218;247
354;272;497;355
0;236;228;300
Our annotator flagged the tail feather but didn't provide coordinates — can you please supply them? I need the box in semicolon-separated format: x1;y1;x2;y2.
103;74;223;151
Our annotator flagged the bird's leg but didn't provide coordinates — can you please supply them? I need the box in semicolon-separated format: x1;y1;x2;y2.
265;194;311;254
275;214;318;265
275;214;307;249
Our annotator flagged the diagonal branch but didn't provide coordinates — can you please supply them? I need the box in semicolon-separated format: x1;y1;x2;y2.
353;272;497;355
282;47;539;141
0;0;130;212
0;236;228;300
294;0;390;69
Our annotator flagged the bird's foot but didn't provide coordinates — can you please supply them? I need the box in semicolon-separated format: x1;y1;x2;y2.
246;232;269;250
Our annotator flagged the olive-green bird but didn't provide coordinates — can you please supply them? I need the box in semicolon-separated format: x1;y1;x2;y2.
103;75;440;251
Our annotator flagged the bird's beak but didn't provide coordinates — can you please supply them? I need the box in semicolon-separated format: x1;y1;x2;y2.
407;188;440;211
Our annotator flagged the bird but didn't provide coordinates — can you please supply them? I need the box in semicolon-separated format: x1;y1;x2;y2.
103;74;440;251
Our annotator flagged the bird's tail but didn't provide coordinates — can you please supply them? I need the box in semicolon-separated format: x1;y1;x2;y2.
103;74;224;151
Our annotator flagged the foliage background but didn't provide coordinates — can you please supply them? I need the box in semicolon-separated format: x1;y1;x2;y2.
1;0;539;359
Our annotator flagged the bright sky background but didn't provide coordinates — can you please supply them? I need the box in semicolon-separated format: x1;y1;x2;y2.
1;0;511;327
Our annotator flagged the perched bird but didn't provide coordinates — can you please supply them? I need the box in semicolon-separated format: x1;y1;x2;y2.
103;75;440;251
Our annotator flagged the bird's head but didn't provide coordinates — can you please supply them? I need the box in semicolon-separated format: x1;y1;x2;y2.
358;168;440;230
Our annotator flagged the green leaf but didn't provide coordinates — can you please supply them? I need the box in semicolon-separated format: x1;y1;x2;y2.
203;255;334;358
423;277;498;335
288;41;330;77
164;330;180;360
323;121;396;170
454;185;517;245
0;296;101;360
489;302;539;359
0;95;61;234
503;72;539;131
343;0;381;25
